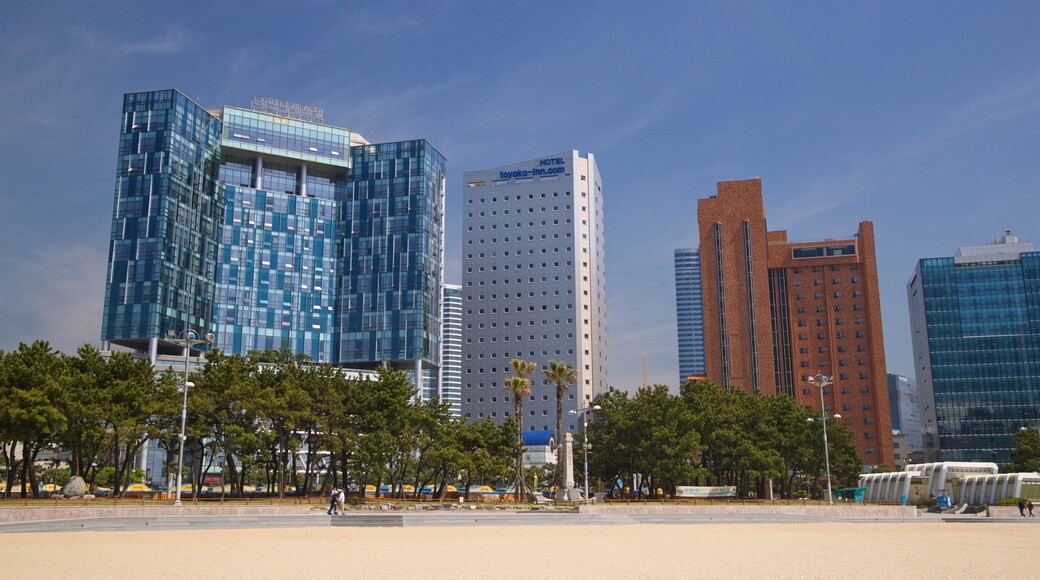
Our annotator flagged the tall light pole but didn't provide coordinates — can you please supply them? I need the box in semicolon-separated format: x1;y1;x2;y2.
169;328;213;506
807;373;836;505
569;404;601;505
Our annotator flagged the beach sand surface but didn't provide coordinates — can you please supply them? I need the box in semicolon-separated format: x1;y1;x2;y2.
1;522;1036;579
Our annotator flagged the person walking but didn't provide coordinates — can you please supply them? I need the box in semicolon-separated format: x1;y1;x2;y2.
1027;500;1035;518
328;488;340;515
336;488;346;515
1017;499;1026;518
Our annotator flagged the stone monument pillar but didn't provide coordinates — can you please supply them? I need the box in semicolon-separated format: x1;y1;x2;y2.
557;432;582;501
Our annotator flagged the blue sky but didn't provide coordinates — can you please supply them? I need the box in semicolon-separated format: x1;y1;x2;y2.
1;1;1037;390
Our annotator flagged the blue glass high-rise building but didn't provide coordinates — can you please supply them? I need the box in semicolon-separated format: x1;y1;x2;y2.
886;373;923;453
674;248;706;383
102;91;224;356
338;140;446;376
102;90;445;375
908;231;1040;463
213;105;352;362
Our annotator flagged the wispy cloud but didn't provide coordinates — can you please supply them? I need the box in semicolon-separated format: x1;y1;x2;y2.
70;25;194;56
118;27;193;54
319;74;474;141
948;71;1040;133
768;172;870;232
767;68;1040;232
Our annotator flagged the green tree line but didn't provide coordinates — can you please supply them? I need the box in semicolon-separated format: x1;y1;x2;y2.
6;342;939;503
587;381;864;500
0;341;517;499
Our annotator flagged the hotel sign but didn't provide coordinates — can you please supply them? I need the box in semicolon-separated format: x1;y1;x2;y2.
499;157;567;179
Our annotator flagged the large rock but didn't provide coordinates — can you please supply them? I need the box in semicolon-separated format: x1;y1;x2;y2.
63;476;87;499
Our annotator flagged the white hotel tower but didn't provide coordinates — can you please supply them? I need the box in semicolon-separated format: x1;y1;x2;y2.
461;151;608;434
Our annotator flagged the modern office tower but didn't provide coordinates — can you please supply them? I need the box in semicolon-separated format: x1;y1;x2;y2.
101;90;224;357
337;140;447;383
213;104;351;362
908;231;1039;464
674;248;706;384
461;151;607;433
439;284;463;418
887;373;923;453
697;178;894;467
102;90;445;376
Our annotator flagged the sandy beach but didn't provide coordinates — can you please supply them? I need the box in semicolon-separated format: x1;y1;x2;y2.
2;522;1037;579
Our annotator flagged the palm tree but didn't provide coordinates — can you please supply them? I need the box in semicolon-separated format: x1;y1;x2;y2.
543;360;576;489
507;358;536;501
510;358;537;381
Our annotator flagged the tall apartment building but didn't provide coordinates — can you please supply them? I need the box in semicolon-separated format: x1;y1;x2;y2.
439;284;463;418
697;178;894;467
887;373;923;453
908;231;1039;464
101;90;445;381
461;151;607;433
674;248;706;383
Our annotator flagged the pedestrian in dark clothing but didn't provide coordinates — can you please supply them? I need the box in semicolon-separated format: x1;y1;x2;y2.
328;488;340;515
1028;500;1035;518
1017;499;1026;518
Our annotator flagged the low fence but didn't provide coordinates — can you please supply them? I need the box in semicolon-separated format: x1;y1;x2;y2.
0;494;922;510
585;502;918;519
0;496;323;508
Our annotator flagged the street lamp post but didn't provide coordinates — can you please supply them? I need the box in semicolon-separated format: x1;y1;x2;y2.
168;328;213;506
569;404;601;505
807;373;836;505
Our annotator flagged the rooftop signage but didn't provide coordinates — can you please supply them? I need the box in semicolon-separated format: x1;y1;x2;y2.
499;156;567;180
251;96;324;124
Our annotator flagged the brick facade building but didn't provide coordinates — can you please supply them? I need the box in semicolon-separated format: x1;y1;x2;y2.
697;178;894;468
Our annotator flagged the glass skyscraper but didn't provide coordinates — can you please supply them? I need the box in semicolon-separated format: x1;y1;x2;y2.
886;373;923;453
908;231;1040;463
102;91;224;357
674;248;706;383
338;140;446;375
213;106;351;361
102;89;445;374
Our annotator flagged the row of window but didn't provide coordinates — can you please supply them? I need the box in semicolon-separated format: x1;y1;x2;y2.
792;264;860;273
468;392;577;403
466;336;574;345
468;204;572;217
802;386;873;397
799;360;870;368
798;331;867;340
793;277;863;287
467;317;575;329
468;219;575;231
796;318;867;326
796;304;865;313
795;291;863;300
467;232;573;245
467;348;579;361
799;345;868;353
468;260;573;272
